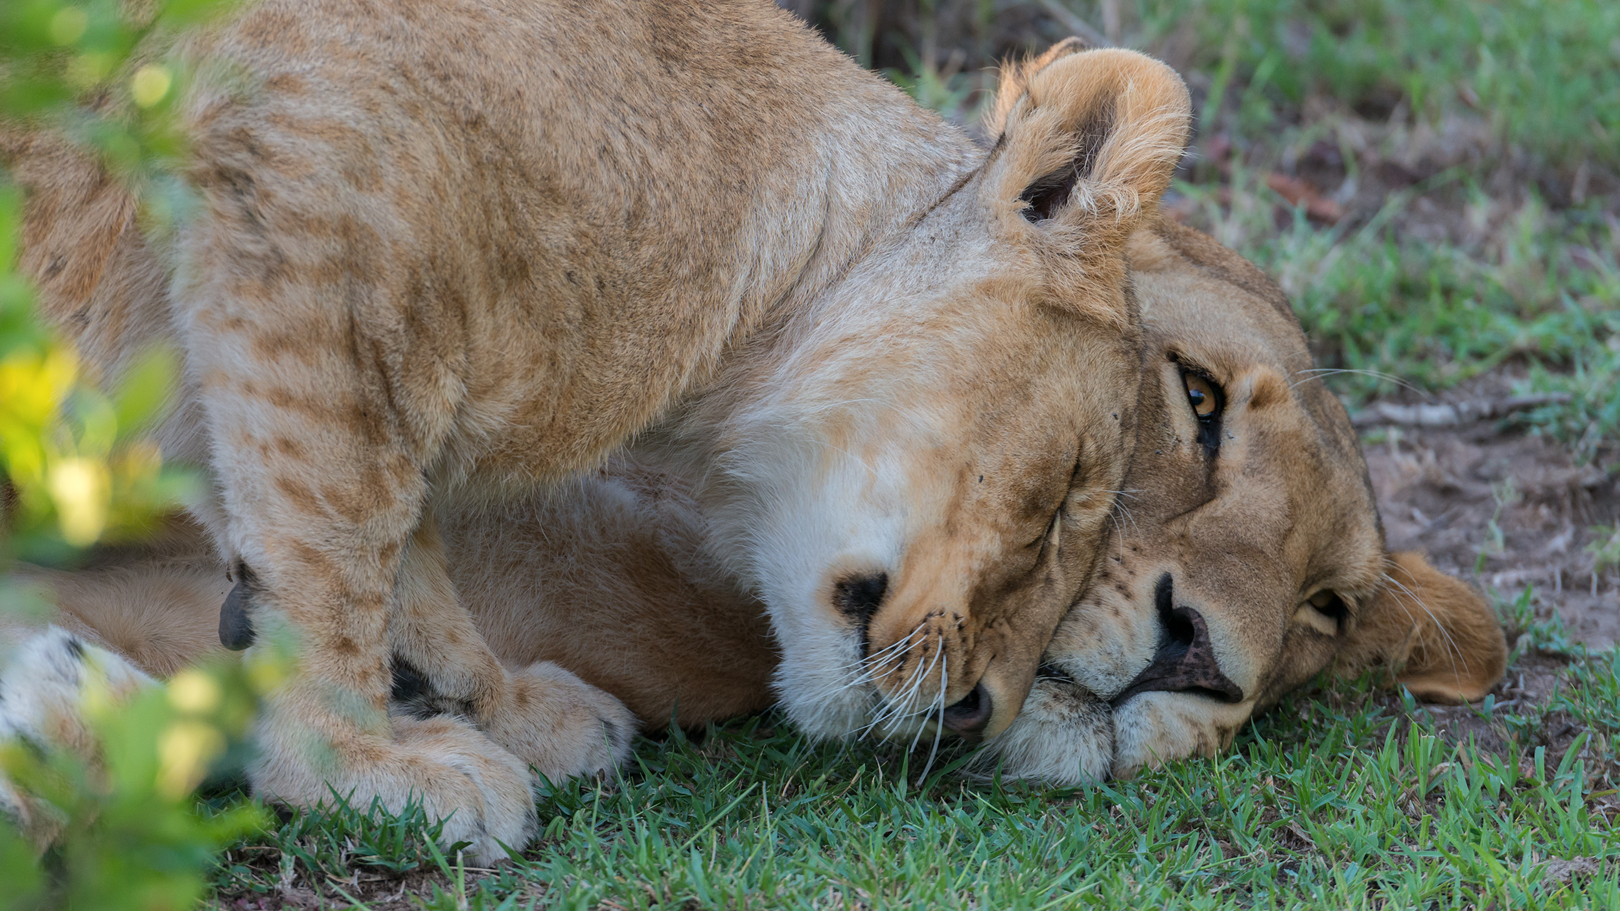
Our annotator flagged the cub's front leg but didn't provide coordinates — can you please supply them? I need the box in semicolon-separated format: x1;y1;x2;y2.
184;276;626;865
388;518;636;781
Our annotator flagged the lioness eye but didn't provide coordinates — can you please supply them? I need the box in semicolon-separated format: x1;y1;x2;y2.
1309;591;1350;630
1184;373;1219;419
1294;590;1351;636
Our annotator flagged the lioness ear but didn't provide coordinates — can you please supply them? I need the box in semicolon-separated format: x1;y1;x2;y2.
981;48;1189;320
1338;551;1508;704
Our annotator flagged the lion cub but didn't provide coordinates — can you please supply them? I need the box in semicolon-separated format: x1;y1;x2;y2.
7;1;1188;857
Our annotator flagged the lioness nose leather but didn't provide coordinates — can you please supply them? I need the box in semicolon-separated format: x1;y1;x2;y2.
1111;574;1244;706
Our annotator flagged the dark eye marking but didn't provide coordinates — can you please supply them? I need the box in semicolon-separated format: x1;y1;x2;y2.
1308;590;1351;635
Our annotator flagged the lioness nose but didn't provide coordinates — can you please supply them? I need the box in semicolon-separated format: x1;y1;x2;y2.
941;682;994;738
1111;574;1245;707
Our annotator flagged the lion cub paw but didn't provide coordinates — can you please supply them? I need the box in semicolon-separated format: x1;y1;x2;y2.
479;662;636;783
251;713;537;864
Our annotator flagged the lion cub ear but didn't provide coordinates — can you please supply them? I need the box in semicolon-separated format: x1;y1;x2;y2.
1338;551;1508;704
983;37;1091;138
981;48;1190;320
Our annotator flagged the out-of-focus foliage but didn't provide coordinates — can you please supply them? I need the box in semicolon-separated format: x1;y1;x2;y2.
0;658;272;911
1;0;226;565
1;3;270;910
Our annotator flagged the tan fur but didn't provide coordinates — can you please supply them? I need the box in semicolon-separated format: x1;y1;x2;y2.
6;209;1508;815
10;32;1507;846
963;42;1504;781
5;5;1191;856
991;216;1506;783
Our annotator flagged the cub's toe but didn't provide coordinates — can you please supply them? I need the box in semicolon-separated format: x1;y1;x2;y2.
250;711;537;864
483;662;637;783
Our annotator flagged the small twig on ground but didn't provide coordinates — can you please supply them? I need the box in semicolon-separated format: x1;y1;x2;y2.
1033;0;1113;48
1351;393;1573;428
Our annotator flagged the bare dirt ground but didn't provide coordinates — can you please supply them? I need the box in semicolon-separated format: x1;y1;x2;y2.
1353;370;1620;816
1360;374;1620;651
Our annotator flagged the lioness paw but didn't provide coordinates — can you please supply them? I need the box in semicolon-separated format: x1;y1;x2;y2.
477;662;636;784
0;626;156;850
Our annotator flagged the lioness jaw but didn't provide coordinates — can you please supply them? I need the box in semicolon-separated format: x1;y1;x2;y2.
2;200;1507;855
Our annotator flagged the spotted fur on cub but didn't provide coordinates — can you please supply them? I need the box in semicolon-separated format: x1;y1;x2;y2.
3;204;1505;846
4;2;1192;857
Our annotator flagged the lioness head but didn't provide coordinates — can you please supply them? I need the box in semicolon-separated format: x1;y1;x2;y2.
974;213;1509;782
692;49;1190;742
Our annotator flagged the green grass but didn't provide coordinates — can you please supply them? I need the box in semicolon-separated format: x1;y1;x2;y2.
202;628;1620;909
192;4;1620;906
206;600;1620;909
815;0;1620;458
1170;169;1620;459
1129;0;1620;459
1129;0;1620;171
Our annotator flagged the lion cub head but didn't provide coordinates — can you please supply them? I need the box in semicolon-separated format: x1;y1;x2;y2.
977;216;1509;783
687;49;1189;743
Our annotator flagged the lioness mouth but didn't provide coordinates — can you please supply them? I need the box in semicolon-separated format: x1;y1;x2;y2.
941;683;993;737
1109;574;1245;707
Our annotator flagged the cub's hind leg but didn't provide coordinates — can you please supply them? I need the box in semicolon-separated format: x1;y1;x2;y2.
388;518;635;781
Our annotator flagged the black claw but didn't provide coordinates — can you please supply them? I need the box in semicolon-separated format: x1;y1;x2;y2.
218;562;258;651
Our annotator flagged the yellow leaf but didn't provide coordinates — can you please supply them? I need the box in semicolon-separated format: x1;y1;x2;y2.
156;721;225;799
167;670;222;714
48;457;110;546
131;65;174;109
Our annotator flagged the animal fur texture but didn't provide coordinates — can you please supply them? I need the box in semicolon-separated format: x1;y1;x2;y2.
4;2;1191;858
3;211;1507;851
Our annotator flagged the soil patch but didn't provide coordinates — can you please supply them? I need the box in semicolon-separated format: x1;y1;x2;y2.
1361;377;1620;650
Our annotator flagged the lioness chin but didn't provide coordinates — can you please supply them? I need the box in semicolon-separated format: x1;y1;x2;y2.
4;1;1191;858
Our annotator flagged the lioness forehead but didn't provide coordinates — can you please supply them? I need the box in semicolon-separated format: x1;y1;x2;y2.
1128;222;1309;374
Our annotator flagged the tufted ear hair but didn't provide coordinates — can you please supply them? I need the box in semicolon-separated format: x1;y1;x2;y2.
1337;551;1508;703
978;48;1189;324
983;37;1091;139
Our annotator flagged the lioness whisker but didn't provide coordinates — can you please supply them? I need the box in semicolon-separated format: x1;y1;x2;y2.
914;650;949;786
819;623;932;739
861;624;941;739
1289;367;1422;394
904;646;946;754
1380;565;1470;677
1116;502;1141;536
860;632;919;671
879;644;934;736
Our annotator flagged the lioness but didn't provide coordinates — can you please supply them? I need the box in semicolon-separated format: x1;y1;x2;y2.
4;2;1190;857
4;209;1506;839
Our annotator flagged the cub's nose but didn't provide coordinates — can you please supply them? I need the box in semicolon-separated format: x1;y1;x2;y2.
941;682;994;739
1111;574;1245;707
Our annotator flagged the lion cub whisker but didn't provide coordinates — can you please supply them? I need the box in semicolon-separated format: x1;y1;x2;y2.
11;8;1202;857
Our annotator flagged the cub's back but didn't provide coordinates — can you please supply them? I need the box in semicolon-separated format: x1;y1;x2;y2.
175;0;966;477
